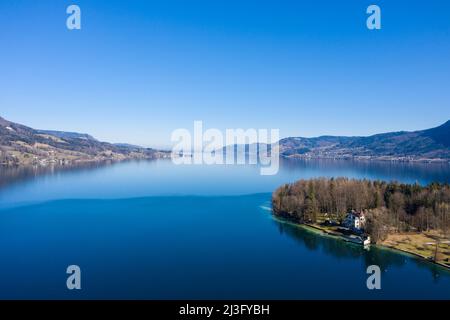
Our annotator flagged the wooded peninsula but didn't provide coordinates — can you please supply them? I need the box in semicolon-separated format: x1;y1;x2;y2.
272;178;450;268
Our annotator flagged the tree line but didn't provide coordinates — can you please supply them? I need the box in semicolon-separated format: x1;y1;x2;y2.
0;147;19;165
272;178;450;242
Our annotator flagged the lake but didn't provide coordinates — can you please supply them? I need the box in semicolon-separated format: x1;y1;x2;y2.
0;159;449;299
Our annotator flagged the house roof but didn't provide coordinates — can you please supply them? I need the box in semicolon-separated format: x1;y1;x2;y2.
348;211;364;217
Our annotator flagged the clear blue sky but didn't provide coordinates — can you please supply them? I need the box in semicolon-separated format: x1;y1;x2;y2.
1;0;449;148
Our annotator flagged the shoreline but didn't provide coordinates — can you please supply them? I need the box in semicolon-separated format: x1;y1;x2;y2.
0;152;171;168
2;154;450;168
282;155;450;164
273;214;450;271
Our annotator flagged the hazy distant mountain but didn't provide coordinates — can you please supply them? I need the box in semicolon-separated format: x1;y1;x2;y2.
113;143;145;150
279;121;450;161
0;116;168;166
36;130;97;141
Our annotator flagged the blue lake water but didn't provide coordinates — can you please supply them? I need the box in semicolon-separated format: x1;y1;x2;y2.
0;159;449;299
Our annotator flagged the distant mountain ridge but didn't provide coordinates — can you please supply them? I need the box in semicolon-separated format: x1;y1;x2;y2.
36;130;97;141
279;121;450;161
2;116;449;166
0;116;168;166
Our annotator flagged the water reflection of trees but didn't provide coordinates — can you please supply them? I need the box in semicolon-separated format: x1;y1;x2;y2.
275;218;369;260
279;158;450;185
0;160;157;190
273;217;450;280
408;253;450;282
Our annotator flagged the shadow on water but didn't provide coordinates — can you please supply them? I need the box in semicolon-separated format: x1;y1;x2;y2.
271;215;450;281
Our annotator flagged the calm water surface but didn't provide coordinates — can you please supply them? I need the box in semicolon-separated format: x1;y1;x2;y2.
0;159;449;299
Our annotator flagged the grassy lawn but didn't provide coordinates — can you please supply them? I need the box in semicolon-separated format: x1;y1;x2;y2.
381;232;450;267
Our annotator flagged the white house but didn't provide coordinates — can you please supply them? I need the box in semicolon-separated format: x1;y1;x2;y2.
343;211;366;230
